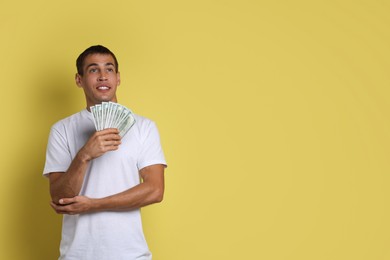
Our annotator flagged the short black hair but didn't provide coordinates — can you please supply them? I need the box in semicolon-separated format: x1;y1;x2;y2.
76;45;119;75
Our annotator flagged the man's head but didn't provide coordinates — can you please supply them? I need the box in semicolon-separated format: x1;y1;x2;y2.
76;45;119;76
75;45;121;108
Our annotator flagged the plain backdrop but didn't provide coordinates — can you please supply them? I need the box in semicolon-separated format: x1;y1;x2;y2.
1;1;390;259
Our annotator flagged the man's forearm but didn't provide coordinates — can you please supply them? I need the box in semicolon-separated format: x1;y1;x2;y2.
51;165;165;215
51;181;164;215
49;129;121;204
92;165;165;211
50;152;90;204
93;181;163;211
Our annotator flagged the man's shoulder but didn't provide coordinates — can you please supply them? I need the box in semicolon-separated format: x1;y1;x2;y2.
129;113;161;140
133;113;152;124
132;113;157;130
51;110;87;130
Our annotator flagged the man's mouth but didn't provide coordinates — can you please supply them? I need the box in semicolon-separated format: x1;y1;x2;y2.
97;85;110;90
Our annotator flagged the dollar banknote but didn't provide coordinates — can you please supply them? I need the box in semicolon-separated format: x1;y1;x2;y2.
90;102;136;137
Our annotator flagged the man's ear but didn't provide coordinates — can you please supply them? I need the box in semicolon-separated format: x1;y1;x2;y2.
117;72;121;86
75;73;83;88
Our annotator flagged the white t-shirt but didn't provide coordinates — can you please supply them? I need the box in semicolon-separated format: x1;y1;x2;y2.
43;109;167;260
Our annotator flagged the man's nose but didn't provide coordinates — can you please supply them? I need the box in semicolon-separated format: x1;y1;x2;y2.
98;71;108;81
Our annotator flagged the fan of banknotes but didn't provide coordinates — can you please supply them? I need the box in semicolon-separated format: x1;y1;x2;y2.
90;102;136;137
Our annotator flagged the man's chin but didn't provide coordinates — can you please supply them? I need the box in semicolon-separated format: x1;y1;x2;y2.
97;97;116;104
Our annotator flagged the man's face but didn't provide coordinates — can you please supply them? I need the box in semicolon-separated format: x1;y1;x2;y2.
75;53;121;108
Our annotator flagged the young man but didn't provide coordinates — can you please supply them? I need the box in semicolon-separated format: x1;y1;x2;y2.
43;45;166;260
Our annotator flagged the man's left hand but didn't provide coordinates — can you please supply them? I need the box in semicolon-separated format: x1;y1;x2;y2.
50;196;95;215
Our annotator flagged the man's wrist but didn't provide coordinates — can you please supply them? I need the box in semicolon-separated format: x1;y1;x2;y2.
76;150;91;163
90;198;102;212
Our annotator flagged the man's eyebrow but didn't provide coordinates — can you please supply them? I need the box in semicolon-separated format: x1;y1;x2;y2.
85;62;115;69
85;63;98;69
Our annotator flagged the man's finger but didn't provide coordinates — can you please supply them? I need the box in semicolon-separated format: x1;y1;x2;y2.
50;202;65;214
50;201;57;209
102;134;121;141
101;140;121;146
59;197;76;205
96;128;120;135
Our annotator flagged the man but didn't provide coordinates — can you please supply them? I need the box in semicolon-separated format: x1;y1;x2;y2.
43;45;166;260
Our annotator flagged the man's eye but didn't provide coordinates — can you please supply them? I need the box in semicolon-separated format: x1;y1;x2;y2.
89;68;98;73
107;68;114;72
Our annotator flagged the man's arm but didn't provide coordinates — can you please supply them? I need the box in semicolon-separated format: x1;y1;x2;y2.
49;128;121;204
50;164;165;215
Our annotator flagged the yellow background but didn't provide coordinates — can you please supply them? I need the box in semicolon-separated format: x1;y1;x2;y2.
1;0;389;259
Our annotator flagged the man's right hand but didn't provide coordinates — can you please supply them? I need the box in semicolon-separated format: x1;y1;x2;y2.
78;128;121;161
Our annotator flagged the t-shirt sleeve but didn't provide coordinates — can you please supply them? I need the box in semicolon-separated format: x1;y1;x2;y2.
43;125;72;177
137;121;167;170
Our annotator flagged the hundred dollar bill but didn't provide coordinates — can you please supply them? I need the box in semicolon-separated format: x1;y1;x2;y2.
108;102;119;128
104;102;113;128
112;105;125;128
101;102;109;129
90;106;98;130
90;102;136;137
115;108;131;129
118;112;135;137
95;104;102;130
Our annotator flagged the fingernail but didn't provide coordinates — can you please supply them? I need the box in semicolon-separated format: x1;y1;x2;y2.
59;199;63;204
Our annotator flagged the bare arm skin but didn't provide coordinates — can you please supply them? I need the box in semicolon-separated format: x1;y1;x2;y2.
50;164;165;215
49;128;121;204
